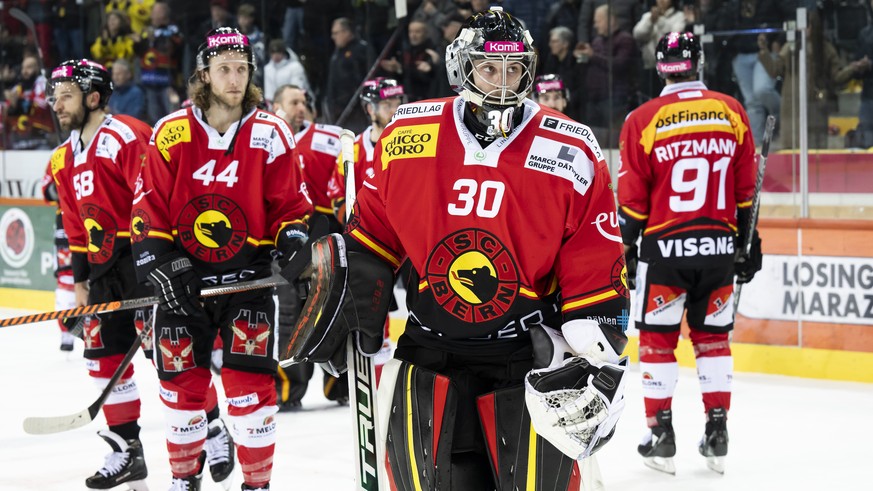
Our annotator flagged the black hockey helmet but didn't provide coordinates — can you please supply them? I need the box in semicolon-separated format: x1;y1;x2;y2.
533;74;570;102
359;77;406;106
195;26;255;72
655;31;703;80
445;6;536;108
47;59;113;109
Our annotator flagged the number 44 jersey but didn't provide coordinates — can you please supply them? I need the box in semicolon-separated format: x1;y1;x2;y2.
348;97;629;353
131;106;313;284
618;81;758;269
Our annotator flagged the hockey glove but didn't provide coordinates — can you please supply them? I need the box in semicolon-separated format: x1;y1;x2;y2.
735;229;763;284
276;222;308;269
624;244;638;290
147;252;204;317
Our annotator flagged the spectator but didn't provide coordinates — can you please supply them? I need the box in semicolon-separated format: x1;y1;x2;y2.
430;12;467;98
2;54;54;149
413;0;460;46
852;8;873;148
237;3;266;89
542;0;582;50
281;0;306;52
758;12;858;149
633;0;687;99
576;0;641;44
725;0;795;145
264;39;311;106
575;4;638;145
325;17;373;131
134;1;183;124
107;58;145;119
24;1;54;68
90;10;136;70
541;26;580;119
379;19;441;102
0;24;26;94
52;0;85;64
105;0;155;37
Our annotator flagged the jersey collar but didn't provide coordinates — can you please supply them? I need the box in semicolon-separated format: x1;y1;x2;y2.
660;80;708;97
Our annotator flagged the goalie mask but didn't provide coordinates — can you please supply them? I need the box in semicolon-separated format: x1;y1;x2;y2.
196;26;256;74
48;59;113;109
655;31;703;80
446;6;536;136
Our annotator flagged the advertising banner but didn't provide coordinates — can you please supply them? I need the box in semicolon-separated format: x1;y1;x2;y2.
0;204;56;291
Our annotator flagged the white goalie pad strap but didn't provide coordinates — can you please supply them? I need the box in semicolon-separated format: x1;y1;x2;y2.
525;356;629;460
562;319;625;365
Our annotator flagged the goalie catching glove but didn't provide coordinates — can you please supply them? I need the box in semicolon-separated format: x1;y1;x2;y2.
525;319;630;459
281;233;394;376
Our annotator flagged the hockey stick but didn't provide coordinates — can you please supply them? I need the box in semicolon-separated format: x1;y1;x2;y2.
734;115;776;312
9;7;62;142
340;129;386;490
21;274;286;435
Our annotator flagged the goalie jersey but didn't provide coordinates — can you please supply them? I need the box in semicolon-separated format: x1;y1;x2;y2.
618;81;757;268
347;97;629;355
132;106;312;284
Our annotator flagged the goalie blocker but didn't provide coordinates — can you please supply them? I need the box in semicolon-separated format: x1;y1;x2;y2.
281;233;394;374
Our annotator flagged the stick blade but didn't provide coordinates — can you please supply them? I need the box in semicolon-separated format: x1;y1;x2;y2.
23;407;95;435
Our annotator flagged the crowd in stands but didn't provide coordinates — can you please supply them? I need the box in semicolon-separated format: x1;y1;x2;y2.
2;0;873;151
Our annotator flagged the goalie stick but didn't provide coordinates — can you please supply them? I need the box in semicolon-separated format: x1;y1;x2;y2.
340;129;386;490
734;115;776;311
21;274;285;435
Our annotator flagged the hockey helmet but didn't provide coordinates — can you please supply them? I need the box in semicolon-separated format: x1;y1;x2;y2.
445;6;537;108
196;26;255;72
655;32;703;80
359;77;406;106
47;59;113;109
533;74;570;102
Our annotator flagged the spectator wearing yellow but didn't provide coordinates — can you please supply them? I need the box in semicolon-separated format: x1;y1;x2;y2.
90;10;136;70
105;0;155;37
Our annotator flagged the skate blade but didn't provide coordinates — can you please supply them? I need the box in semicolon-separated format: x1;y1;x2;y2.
706;455;726;474
643;456;676;475
125;479;149;491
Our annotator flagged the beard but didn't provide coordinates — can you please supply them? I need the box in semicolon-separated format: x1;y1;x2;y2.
58;108;85;132
210;88;245;111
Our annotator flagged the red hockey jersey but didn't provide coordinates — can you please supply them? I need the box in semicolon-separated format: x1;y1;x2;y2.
347;97;628;353
49;114;151;281
132;106;312;284
618;81;757;268
293;121;343;214
326;125;376;210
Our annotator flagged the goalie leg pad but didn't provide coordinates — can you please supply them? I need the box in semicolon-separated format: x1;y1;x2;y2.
382;359;458;490
477;385;582;491
282;234;394;374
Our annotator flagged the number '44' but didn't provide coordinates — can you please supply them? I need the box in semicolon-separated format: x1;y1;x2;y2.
192;160;239;187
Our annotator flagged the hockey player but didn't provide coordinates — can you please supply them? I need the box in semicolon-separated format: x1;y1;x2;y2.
288;8;630;489
131;27;312;491
532;73;570;114
271;84;349;409
46;59;152;490
326;77;405;223
617;32;763;475
40;164;77;351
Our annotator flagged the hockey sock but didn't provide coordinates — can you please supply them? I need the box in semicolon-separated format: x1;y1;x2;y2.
91;353;141;427
160;369;211;477
223;368;277;487
110;420;141;441
689;328;732;412
639;330;680;426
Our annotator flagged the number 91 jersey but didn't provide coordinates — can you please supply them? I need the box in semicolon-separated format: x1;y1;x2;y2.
131;106;313;283
617;81;757;268
347;97;628;352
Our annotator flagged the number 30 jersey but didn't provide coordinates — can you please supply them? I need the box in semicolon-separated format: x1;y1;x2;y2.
618;81;757;268
132;106;313;284
348;97;628;354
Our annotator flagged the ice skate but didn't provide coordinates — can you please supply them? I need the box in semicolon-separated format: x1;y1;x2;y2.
637;409;676;475
168;451;205;491
85;429;149;490
60;331;76;352
241;484;270;490
698;407;729;474
205;418;235;490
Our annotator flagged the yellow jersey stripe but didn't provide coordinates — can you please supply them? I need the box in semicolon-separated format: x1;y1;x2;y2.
562;289;619;312
117;231;131;238
69;245;88;253
150;230;174;242
644;218;677;235
518;287;539;299
418;280;428;292
247;237;273;247
737;199;753;208
620;205;649;220
314;205;334;214
349;229;401;267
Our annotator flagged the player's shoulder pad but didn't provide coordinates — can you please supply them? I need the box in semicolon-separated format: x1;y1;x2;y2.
254;109;296;148
101;115;141;144
389;97;452;124
150;108;190;160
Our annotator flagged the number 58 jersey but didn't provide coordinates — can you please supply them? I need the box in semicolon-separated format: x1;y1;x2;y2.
131;106;313;283
618;81;758;268
348;97;628;353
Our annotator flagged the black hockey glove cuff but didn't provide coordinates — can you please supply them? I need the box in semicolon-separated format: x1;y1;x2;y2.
147;252;204;317
735;230;762;284
624;244;638;290
618;207;646;247
276;222;308;269
71;252;91;283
